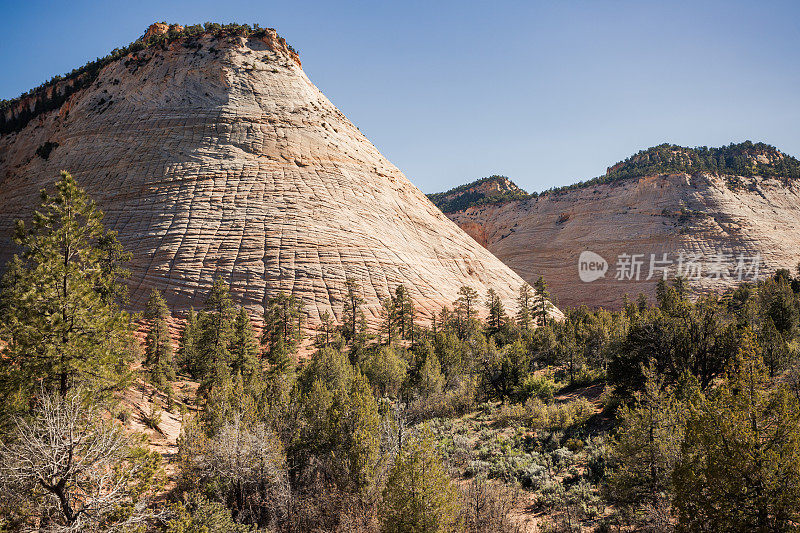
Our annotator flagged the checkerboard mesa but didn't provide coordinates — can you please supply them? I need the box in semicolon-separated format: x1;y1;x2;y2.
0;23;548;325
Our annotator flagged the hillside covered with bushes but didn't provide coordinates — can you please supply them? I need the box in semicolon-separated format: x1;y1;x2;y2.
430;142;800;212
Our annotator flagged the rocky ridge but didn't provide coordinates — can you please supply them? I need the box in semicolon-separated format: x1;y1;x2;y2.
436;144;800;308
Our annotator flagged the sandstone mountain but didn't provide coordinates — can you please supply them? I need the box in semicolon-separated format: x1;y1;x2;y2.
432;142;800;309
0;23;544;325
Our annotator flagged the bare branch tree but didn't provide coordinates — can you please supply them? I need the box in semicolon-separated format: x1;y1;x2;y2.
177;413;289;529
0;389;163;532
460;476;522;533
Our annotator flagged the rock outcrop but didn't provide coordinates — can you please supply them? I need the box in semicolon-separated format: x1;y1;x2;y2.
0;24;547;325
435;145;800;309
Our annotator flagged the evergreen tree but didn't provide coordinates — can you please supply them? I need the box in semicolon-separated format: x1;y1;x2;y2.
610;291;737;394
266;335;294;377
342;278;367;345
455;286;478;323
517;282;534;331
361;344;408;398
417;350;445;399
556;314;585;385
342;371;382;492
315;310;337;348
144;289;175;386
430;330;461;381
479;339;530;402
758;317;790;377
229;307;259;379
759;275;798;337
673;329;800;531
438;306;454;334
380;295;398;344
296;349;381;493
532;276;552;326
394;284;414;341
262;291;304;355
484;288;506;332
177;309;200;377
381;426;461;533
455;286;479;338
196;278;235;397
606;365;687;528
0;172;134;402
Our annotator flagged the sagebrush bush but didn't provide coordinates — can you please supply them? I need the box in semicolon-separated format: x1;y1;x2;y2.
494;397;594;429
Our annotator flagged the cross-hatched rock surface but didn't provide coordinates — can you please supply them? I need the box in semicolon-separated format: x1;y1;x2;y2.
0;30;544;324
446;173;800;308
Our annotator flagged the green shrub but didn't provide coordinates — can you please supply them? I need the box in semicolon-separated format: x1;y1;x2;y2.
517;374;556;402
167;493;252;532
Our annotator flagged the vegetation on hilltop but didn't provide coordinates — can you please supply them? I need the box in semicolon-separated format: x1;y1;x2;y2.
431;142;800;212
555;140;800;193
427;175;530;213
0;22;298;134
2;174;800;531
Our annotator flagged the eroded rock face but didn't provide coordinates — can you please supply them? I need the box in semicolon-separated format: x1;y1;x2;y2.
446;173;800;309
142;23;177;41
0;30;544;324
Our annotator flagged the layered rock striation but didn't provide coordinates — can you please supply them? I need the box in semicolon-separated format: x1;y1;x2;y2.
0;24;545;324
435;146;800;309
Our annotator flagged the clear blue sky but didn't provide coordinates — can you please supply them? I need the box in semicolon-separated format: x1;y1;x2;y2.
1;0;798;193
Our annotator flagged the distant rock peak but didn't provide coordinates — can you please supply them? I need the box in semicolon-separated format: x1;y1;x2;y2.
428;175;528;213
1;22;300;135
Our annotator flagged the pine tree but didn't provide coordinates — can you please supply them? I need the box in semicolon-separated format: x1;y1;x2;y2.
381;426;461;533
315;310;337;348
532;276;552;327
342;278;366;344
418;350;445;399
0;172;134;402
556;319;583;385
266;335;294;377
517;283;534;331
95;230;131;305
263;291;304;356
759;317;789;377
196;278;235;396
455;286;479;338
394;285;414;341
484;288;506;332
230;307;259;379
455;286;478;323
177;309;200;377
380;295;397;344
606;364;687;528
438;306;454;334
144;289;175;386
673;329;800;531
